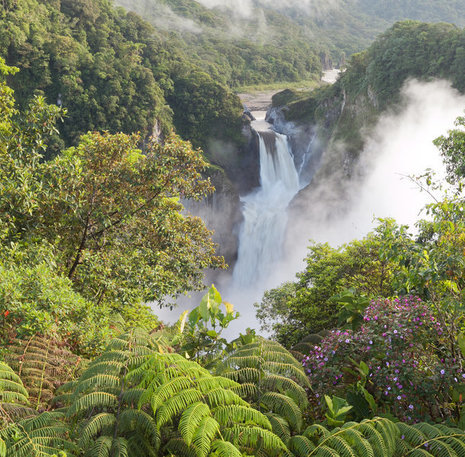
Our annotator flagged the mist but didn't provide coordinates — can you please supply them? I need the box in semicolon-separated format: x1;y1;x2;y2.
153;79;465;338
196;0;342;18
114;0;202;33
281;79;465;283
226;79;465;336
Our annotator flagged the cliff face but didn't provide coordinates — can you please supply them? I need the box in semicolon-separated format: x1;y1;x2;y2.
186;122;261;270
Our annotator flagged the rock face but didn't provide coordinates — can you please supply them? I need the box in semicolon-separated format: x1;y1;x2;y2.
185;122;261;271
184;169;242;268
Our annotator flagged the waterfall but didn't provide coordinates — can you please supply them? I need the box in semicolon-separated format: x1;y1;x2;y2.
233;125;300;288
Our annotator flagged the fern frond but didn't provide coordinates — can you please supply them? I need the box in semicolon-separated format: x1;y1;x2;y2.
213;405;272;430
67;391;119;416
223;425;287;451
260;374;308;407
324;435;358;457
145;376;194;412
396;422;465;457
74;374;121;394
267;413;291;445
79;413;116;448
0;361;30;423
337;429;374;457
299;417;399;457
2;411;74;457
179;402;211;446
221;367;261;384
85;435;112;457
121;388;144;406
118;409;159;447
164;438;197;457
78;361;125;381
305;423;332;441
224;355;262;370
205;388;249;408
195;376;239;393
6;335;83;410
261;391;302;432
127;434;158;457
231;382;259;399
191;416;220;457
289;435;316;457
111;436;129;457
156;388;204;428
262;361;310;387
210;439;242;457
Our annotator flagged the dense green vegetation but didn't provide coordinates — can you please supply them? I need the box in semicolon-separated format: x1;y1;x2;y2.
0;0;243;153
115;0;323;88
116;0;465;89
273;21;465;158
0;58;224;357
5;0;465;456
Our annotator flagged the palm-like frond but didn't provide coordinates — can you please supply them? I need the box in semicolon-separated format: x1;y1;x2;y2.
136;351;288;457
0;362;32;424
285;417;465;457
6;335;83;411
218;337;310;434
179;402;210;446
261;392;303;432
289;435;316;456
64;328;161;457
0;411;74;457
267;413;291;445
395;422;465;457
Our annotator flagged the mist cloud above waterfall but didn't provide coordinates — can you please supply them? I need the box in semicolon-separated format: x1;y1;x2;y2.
195;0;342;18
320;79;465;244
283;79;465;284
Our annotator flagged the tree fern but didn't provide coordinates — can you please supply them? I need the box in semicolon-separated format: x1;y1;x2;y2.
0;411;74;457
132;351;288;456
63;328;161;457
217;338;310;435
283;418;465;457
394;422;465;457
5;335;82;410
291;417;399;457
0;362;33;424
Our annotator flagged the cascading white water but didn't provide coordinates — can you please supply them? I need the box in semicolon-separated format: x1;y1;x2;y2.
233;122;300;288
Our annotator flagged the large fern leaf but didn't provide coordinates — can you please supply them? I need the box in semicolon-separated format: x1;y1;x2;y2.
217;337;310;434
64;328;161;457
179;402;211;446
136;351;289;456
0;411;74;457
6;335;83;411
0;362;32;424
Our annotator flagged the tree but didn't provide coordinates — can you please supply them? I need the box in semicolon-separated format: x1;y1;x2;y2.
256;227;401;347
0;61;225;313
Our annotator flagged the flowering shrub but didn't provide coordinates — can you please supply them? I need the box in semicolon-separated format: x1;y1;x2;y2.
302;297;463;421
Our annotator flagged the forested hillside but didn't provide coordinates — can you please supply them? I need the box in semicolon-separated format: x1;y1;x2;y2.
114;0;324;88
115;0;465;86
0;0;243;152
272;21;465;161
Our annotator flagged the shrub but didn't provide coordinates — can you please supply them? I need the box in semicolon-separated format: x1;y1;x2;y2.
302;297;461;421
